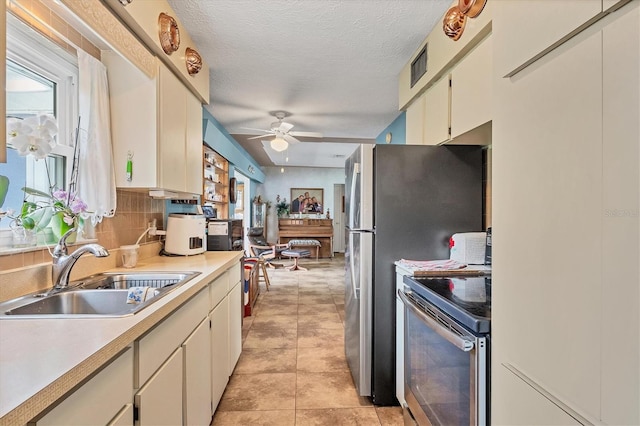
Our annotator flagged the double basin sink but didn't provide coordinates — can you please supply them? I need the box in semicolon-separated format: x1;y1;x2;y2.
0;271;200;319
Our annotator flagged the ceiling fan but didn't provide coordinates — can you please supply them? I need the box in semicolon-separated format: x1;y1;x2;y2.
244;111;323;152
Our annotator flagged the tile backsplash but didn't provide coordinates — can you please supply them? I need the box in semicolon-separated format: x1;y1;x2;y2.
0;190;165;271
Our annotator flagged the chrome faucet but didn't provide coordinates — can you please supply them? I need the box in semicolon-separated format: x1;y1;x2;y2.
51;228;110;290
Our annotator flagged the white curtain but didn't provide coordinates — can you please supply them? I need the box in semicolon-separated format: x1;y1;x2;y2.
77;50;117;225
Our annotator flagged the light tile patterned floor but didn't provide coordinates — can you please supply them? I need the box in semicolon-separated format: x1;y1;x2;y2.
212;254;404;425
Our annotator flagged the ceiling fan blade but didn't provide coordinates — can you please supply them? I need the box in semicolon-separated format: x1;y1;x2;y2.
283;134;300;144
290;131;323;138
278;122;295;133
247;134;268;140
240;127;271;133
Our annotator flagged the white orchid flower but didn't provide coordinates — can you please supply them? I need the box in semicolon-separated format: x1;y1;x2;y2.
7;114;58;159
6;118;34;149
24;114;58;141
12;134;54;159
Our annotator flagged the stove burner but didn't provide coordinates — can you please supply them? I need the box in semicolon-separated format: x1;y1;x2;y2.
404;274;491;334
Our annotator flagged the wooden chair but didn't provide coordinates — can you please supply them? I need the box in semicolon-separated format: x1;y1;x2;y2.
247;227;288;269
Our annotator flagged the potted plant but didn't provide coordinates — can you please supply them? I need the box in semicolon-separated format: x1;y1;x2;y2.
275;195;289;217
5;114;89;245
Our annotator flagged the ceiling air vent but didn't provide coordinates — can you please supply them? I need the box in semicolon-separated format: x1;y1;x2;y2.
410;44;428;88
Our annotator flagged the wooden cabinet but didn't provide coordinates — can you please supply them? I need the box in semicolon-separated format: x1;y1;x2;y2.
203;146;229;218
135;347;183;426
30;347;134;426
104;53;203;194
246;262;260;316
493;2;639;424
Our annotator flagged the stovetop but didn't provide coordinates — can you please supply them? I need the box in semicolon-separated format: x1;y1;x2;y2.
403;274;491;334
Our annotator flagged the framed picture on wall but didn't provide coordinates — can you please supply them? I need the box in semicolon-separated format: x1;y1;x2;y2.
290;188;324;214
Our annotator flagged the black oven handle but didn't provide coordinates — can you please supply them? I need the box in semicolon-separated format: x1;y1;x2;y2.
398;290;474;352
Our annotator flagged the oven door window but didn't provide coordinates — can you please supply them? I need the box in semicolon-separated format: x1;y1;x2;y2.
404;296;478;425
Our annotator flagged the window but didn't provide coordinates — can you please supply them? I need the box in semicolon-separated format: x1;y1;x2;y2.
0;14;78;235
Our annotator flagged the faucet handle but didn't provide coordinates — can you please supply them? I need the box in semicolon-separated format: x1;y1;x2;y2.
52;227;77;258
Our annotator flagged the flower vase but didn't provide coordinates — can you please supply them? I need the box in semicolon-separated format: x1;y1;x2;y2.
11;226;37;248
50;212;78;243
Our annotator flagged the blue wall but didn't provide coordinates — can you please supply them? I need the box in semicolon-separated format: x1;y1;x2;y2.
375;112;406;145
202;109;265;183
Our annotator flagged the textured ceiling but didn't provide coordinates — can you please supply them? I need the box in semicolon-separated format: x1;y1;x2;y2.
167;0;452;167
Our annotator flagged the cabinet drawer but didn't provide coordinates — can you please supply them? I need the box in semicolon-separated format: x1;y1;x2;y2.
136;288;208;386
31;347;133;426
210;271;229;310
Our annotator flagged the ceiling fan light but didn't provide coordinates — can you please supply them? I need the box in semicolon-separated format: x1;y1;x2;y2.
270;137;288;152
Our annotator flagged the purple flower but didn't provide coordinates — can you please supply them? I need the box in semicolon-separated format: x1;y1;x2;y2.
70;198;88;214
53;189;68;201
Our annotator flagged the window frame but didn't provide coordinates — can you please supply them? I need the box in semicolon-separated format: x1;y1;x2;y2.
1;14;80;248
6;13;79;178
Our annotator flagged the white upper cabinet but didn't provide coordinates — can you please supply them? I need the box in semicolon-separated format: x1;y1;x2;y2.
405;93;425;145
157;63;188;192
450;35;492;139
105;53;203;194
399;0;493;110
103;0;209;103
418;34;492;146
494;0;602;77
423;75;450;145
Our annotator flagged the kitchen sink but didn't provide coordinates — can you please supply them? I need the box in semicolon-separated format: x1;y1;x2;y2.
0;271;200;319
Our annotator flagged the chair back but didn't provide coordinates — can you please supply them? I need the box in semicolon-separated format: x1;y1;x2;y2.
247;227;271;257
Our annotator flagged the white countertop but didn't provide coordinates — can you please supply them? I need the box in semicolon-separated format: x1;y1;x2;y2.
0;251;242;425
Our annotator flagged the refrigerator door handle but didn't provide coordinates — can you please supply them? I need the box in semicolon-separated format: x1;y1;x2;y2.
348;162;360;229
349;231;359;300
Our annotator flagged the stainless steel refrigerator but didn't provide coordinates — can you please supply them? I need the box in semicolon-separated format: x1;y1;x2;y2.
344;144;483;405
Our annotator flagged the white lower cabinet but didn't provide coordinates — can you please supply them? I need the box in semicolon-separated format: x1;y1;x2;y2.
210;296;230;411
183;318;212;426
108;404;134;426
494;366;580;426
228;281;242;375
30;347;134;426
135;347;183;426
28;261;243;426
